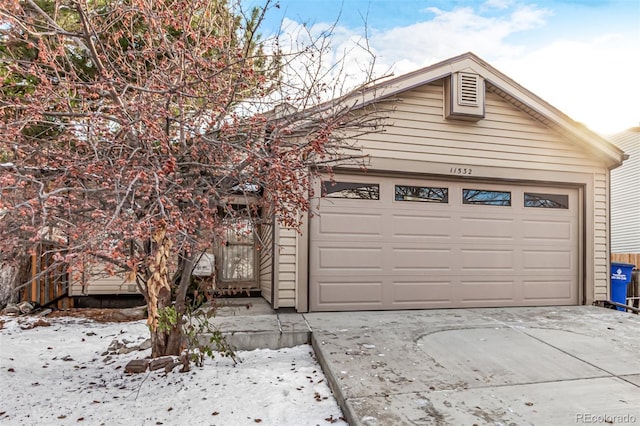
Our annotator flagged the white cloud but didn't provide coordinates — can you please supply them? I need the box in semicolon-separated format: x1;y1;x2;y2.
482;0;514;10
273;3;639;133
509;5;550;30
360;5;552;75
496;34;640;134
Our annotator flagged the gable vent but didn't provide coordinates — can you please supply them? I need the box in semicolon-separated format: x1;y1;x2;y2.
459;73;480;106
444;72;485;121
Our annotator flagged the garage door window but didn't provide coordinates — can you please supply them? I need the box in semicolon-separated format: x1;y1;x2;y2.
395;185;448;203
322;181;380;200
524;193;569;209
463;189;511;206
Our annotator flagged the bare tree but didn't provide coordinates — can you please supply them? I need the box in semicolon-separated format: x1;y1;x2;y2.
0;0;384;358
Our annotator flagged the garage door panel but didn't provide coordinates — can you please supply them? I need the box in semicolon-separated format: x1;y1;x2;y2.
523;219;572;241
523;250;574;271
460;249;515;271
523;280;574;301
459;217;515;240
391;280;453;304
317;247;384;271
316;280;383;306
318;211;384;236
310;175;580;311
459;280;516;302
391;248;452;271
392;214;453;238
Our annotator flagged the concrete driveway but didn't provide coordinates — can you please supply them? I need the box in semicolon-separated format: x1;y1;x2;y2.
304;306;640;426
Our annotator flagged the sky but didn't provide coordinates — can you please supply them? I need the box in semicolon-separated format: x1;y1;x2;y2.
0;315;347;425
249;0;640;136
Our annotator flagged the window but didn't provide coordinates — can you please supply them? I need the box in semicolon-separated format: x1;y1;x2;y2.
463;189;511;206
220;218;255;281
524;193;569;209
395;185;448;203
322;181;380;200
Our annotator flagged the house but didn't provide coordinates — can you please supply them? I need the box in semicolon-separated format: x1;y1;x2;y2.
72;52;627;312
610;127;640;263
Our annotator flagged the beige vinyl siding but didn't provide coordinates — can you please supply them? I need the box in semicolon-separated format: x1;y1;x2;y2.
69;264;134;296
594;172;609;301
355;83;605;173
276;227;298;307
610;129;640;253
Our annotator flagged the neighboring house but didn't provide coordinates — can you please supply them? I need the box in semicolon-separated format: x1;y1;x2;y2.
73;52;626;312
610;127;640;255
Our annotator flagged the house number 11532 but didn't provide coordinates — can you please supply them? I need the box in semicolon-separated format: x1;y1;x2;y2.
449;167;472;175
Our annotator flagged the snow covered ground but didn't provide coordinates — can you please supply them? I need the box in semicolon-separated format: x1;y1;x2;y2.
0;315;348;426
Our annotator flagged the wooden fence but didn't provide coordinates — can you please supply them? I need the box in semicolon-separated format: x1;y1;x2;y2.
611;253;640;267
24;245;73;309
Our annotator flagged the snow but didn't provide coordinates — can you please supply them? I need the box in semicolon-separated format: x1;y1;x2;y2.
0;316;348;426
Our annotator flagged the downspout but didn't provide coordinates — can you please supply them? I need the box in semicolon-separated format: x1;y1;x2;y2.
271;216;279;309
595;153;628;307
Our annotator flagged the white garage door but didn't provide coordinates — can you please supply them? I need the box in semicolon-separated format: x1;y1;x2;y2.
309;174;580;311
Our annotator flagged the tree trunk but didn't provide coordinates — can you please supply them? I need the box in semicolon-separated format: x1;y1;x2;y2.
149;286;185;357
148;255;195;358
150;326;185;357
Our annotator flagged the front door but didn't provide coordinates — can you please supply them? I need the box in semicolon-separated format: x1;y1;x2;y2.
218;218;259;293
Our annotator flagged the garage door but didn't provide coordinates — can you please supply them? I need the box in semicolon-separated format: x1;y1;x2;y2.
309;174;580;311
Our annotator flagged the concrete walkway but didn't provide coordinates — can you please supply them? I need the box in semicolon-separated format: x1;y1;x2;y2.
211;301;640;425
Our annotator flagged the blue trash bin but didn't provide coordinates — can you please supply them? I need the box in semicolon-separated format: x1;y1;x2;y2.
611;262;635;311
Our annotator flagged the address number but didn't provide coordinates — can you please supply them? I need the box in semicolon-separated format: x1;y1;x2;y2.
449;167;472;175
